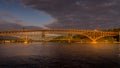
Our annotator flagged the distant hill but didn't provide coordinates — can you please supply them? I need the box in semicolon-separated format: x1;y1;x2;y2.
109;28;120;32
104;28;120;32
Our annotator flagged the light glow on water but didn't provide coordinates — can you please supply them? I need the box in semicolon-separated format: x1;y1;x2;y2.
92;41;97;44
0;43;119;68
24;41;28;44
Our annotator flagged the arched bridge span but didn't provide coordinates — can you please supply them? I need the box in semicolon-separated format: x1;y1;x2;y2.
0;29;119;43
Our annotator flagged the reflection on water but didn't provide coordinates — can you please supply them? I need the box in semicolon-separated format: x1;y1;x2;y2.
0;43;119;68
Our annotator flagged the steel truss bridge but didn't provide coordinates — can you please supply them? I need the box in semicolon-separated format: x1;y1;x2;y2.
0;29;119;43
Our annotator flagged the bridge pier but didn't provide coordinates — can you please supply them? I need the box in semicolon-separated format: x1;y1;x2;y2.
68;34;72;43
41;31;45;42
92;40;97;43
24;40;28;44
24;32;29;44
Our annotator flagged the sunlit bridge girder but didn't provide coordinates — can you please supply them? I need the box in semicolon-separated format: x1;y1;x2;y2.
0;29;119;43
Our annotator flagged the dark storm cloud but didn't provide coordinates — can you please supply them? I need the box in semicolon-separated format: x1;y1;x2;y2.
21;0;120;29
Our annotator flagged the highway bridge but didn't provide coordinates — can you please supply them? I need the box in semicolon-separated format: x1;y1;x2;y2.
0;29;119;43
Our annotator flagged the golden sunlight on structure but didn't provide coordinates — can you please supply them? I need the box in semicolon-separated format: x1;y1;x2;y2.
24;41;28;44
92;41;97;44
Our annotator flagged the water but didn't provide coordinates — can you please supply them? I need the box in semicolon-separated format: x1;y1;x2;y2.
0;42;119;68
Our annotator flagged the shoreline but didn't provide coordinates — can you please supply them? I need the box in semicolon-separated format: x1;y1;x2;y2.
0;42;120;45
74;42;120;44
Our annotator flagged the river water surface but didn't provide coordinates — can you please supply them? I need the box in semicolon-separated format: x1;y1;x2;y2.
0;42;120;68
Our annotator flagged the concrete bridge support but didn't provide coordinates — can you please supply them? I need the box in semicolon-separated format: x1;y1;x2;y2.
24;32;28;44
92;40;97;43
41;31;45;42
68;34;72;43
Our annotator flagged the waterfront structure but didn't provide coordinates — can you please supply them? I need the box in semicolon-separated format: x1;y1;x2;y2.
0;29;119;43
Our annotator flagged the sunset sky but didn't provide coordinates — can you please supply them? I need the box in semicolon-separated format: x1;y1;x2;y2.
0;0;120;30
